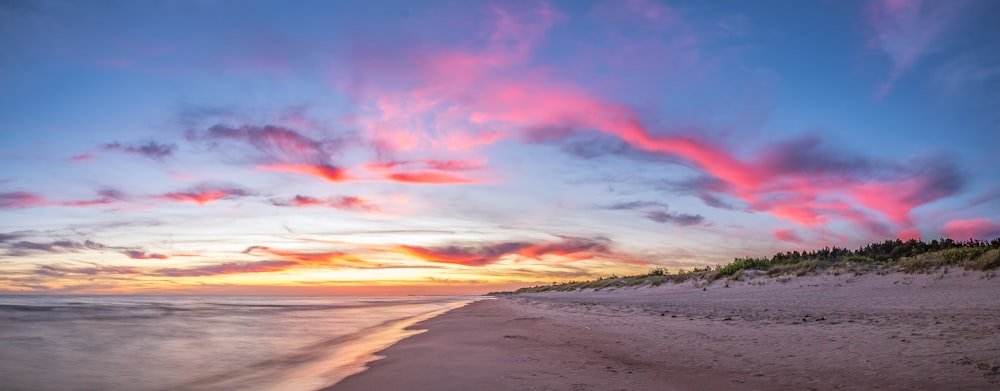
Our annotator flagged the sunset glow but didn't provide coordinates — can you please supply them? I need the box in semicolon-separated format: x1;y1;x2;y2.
1;0;998;295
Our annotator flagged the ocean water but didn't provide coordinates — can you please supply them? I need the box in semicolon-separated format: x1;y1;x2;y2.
0;295;480;391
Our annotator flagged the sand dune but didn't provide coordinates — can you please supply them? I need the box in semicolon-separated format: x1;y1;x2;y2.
331;271;1000;390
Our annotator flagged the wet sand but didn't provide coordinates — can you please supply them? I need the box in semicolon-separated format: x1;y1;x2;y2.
330;271;1000;390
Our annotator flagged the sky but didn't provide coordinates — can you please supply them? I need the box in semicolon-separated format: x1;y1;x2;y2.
1;0;999;295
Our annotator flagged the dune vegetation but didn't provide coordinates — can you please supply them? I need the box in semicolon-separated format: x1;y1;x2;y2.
508;238;1000;294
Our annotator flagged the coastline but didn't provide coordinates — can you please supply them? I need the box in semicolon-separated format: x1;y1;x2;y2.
329;271;1000;390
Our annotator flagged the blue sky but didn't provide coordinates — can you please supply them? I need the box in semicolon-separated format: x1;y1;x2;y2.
1;0;998;294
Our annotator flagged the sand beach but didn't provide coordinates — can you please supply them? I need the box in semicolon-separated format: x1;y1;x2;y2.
331;271;1000;390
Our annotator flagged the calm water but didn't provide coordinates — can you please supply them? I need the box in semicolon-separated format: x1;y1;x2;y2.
0;295;481;391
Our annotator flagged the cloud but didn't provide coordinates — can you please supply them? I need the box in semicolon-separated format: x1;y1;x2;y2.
258;163;352;182
1;189;130;209
121;250;169;260
158;185;254;205
338;3;969;238
0;191;48;208
347;3;971;237
189;124;356;174
270;195;380;212
772;228;805;244
865;0;967;96
0;232;26;242
393;242;533;266
366;159;485;172
941;218;1000;240
600;200;704;227
600;201;668;210
103;140;177;160
154;261;298;277
644;210;705;226
391;236;617;266
62;189;127;207
363;159;485;184
244;246;371;268
697;193;737;210
35;264;139;277
383;171;479;184
6;240;105;256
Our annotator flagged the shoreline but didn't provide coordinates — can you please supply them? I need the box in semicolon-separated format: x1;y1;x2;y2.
329;271;999;390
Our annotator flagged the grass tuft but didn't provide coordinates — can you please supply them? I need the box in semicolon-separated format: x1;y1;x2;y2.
503;237;1000;294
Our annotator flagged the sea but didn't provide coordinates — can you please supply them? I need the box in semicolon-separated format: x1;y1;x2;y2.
0;295;482;391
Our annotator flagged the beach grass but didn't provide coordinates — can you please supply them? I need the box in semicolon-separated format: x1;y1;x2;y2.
505;237;1000;294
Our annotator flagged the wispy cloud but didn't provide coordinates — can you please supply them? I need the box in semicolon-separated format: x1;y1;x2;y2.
599;200;668;210
0;191;48;208
103;140;178;160
157;185;254;205
258;163;352;182
270;195;380;212
121;249;169;260
772;228;805;244
383;171;479;184
5;240;106;256
391;236;620;266
644;210;705;226
599;201;704;226
865;0;967;97
36;264;139;277
62;189;127;207
154;261;298;277
363;159;485;184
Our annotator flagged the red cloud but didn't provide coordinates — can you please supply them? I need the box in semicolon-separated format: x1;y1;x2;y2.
49;247;371;278
364;159;485;184
385;171;478;184
366;159;484;172
245;246;370;267
941;219;1000;240
159;186;252;205
259;164;351;182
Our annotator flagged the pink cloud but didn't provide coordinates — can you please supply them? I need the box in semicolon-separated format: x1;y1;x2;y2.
61;189;127;207
897;228;921;241
772;229;805;244
0;192;49;208
158;186;253;205
271;195;380;212
341;3;963;239
941;218;1000;240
